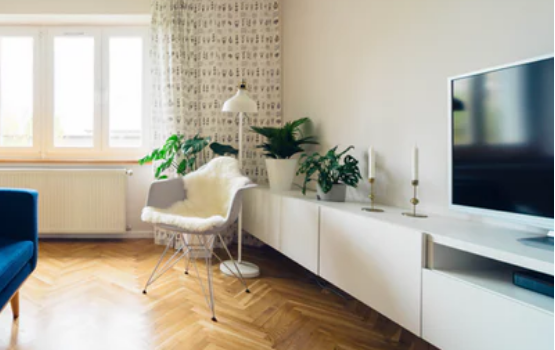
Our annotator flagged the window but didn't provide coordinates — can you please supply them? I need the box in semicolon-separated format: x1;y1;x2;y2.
0;26;149;159
107;36;144;148
0;32;36;148
53;35;96;148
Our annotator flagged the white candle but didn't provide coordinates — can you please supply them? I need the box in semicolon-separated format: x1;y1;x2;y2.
412;145;419;181
368;147;375;179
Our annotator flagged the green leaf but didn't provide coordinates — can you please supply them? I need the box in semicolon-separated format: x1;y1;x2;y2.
210;142;239;156
183;134;210;156
176;159;188;175
187;157;197;172
250;117;318;159
140;133;212;178
289;117;309;130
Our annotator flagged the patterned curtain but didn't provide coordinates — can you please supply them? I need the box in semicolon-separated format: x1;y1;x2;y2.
150;0;282;245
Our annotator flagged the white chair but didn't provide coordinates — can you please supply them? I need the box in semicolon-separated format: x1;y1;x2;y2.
141;157;255;321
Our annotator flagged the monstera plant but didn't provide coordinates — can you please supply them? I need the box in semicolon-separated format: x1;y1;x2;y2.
297;146;362;202
251;117;318;191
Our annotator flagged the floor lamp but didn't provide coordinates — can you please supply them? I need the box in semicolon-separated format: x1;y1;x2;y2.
219;81;260;278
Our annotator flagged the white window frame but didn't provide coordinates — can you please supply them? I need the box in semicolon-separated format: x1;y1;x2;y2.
0;25;150;160
45;27;102;157
101;27;150;157
0;27;42;157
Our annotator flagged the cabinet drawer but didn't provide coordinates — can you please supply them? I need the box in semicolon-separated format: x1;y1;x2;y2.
319;207;423;335
422;269;554;350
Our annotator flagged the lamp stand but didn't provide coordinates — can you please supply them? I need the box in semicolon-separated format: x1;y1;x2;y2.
220;112;260;278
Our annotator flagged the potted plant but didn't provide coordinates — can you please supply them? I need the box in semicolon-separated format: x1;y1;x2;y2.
296;146;362;202
251;117;318;191
139;134;211;179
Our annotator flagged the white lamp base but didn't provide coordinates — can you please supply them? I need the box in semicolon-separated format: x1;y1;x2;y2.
219;261;260;278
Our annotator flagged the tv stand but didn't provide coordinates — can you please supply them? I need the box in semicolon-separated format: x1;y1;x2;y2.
242;187;554;350
519;236;554;251
518;231;555;251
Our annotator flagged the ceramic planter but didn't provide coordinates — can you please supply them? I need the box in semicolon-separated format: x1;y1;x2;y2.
316;183;347;202
266;158;298;191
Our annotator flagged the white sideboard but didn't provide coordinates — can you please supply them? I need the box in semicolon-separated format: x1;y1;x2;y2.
243;187;281;249
422;268;553;350
280;196;320;274
242;187;554;350
319;206;423;335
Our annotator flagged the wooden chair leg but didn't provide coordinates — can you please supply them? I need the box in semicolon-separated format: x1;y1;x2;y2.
10;291;19;320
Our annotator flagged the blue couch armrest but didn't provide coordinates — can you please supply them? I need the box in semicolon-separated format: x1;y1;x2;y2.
0;188;38;270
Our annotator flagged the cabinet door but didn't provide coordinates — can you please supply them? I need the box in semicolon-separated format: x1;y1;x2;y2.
242;187;259;235
280;196;319;274
422;269;554;350
242;188;281;250
319;207;423;335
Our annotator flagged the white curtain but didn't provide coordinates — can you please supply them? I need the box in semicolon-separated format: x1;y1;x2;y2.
150;0;282;245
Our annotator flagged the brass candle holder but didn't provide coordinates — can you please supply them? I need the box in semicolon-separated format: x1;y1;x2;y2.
362;178;384;213
402;180;428;218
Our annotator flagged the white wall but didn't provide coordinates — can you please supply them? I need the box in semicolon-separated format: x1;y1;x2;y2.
0;0;150;14
282;0;553;217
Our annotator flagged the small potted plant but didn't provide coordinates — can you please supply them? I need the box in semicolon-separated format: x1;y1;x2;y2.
251;117;318;191
139;134;211;179
297;146;362;202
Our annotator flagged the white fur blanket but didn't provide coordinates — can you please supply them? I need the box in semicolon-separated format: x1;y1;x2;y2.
141;157;251;233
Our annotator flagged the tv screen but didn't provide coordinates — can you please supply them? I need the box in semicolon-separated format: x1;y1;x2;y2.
451;57;554;221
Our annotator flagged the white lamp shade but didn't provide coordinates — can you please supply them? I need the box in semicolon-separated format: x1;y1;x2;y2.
222;88;258;113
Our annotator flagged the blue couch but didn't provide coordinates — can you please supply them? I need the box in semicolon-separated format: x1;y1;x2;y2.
0;189;38;320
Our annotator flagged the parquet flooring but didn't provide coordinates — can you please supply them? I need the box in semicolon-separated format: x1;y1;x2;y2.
0;240;433;350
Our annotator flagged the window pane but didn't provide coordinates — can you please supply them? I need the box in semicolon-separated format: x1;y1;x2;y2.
0;37;34;147
109;37;143;148
54;36;95;148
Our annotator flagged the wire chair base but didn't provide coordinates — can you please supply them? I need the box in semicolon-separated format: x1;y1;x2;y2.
142;231;250;321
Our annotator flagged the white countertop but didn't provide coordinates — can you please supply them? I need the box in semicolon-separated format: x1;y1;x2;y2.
255;186;554;275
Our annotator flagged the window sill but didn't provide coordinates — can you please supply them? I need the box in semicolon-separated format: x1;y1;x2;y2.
0;158;140;165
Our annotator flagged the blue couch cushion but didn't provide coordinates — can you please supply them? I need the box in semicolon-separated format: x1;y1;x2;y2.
0;263;31;310
0;237;34;293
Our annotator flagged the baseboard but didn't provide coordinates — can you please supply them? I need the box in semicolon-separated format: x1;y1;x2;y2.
39;231;154;239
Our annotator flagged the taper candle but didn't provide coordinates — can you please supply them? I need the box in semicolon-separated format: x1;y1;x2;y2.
368;147;375;179
412;145;419;181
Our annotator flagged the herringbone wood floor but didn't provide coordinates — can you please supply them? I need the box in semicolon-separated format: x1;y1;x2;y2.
0;240;434;350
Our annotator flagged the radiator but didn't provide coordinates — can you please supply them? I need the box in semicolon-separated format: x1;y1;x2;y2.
0;169;128;234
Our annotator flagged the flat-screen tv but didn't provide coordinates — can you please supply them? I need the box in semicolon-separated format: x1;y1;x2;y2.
449;55;554;229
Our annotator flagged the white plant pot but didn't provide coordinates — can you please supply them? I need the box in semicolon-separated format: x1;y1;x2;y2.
266;158;298;191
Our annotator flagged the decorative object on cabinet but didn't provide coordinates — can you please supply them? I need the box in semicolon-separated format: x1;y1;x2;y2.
251;117;318;191
219;80;261;278
362;147;384;212
362;177;384;212
402;146;427;218
402;180;428;218
297;145;362;202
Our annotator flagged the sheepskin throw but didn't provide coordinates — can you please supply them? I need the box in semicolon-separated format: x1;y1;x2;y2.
142;157;252;233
